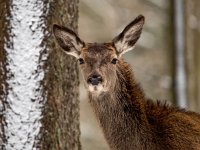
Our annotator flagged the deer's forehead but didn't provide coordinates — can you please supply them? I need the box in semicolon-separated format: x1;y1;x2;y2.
81;43;117;59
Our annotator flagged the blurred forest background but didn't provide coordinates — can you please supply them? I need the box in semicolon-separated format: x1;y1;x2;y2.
0;0;200;150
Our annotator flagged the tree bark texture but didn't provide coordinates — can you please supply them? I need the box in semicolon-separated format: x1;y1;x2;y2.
0;0;80;150
0;1;10;149
185;0;200;112
39;0;81;149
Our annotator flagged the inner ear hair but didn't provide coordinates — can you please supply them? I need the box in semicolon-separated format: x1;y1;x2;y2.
53;24;85;58
113;15;145;55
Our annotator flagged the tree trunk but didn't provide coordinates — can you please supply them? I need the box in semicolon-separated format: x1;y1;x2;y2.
185;0;200;112
0;1;9;149
0;0;80;150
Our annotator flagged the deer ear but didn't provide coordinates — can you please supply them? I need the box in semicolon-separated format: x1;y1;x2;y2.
53;24;85;58
113;15;145;56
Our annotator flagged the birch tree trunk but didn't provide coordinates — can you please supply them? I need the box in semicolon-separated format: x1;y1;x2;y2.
0;0;80;150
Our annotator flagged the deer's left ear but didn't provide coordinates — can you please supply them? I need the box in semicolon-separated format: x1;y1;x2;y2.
53;24;85;58
113;15;145;56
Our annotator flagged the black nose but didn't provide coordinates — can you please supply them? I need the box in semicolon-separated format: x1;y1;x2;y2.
88;75;102;85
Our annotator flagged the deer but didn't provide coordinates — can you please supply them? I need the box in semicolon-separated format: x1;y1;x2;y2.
53;15;200;150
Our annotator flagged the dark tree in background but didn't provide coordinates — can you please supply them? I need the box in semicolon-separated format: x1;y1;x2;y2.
0;0;80;150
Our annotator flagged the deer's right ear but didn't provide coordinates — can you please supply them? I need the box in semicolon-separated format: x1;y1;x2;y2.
53;24;84;58
113;15;145;56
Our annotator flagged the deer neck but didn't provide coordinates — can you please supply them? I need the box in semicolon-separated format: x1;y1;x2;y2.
89;59;147;118
88;59;150;149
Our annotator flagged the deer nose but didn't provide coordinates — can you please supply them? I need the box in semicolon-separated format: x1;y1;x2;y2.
88;75;102;85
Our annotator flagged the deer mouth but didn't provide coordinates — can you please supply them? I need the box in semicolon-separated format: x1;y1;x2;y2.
88;83;104;93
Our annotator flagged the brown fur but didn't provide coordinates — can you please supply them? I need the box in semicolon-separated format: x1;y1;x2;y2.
88;50;200;150
53;15;200;150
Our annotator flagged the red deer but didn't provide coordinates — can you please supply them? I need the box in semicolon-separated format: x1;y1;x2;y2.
53;15;200;150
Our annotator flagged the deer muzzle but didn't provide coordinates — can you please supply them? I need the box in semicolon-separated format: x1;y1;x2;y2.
87;75;103;86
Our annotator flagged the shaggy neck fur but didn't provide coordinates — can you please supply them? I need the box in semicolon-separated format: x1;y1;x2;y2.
89;59;153;150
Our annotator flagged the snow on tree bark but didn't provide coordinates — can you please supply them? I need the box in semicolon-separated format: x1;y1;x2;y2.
0;0;80;150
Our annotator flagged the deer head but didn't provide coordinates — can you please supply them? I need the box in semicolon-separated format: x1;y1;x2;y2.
53;15;145;95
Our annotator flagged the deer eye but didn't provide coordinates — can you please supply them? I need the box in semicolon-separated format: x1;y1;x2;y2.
111;58;118;64
78;58;85;64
